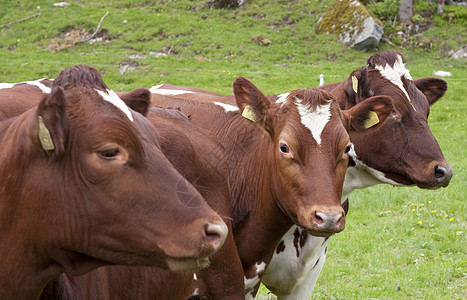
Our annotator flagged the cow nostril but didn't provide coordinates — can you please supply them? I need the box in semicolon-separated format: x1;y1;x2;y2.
314;211;324;224
204;222;227;248
434;165;445;179
434;165;453;186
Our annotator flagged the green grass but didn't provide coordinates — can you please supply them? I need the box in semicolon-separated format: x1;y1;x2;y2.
1;0;466;299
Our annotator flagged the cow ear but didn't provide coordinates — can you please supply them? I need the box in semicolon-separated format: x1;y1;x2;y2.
414;77;447;106
343;67;369;106
36;86;68;155
120;88;151;116
233;76;272;131
342;95;393;132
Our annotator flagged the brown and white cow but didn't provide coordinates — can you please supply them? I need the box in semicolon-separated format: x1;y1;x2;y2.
143;50;453;299
40;105;245;300
262;50;453;299
0;66;228;299
149;76;399;299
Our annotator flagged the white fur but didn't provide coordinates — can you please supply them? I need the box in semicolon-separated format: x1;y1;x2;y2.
276;93;290;105
345;146;402;195
149;84;194;95
95;89;133;122
295;97;331;145
375;55;416;111
23;79;51;94
263;232;330;299
213;101;239;112
0;79;51;94
244;261;266;298
0;83;15;90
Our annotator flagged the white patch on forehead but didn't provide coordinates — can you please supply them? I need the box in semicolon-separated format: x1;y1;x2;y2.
149;84;194;95
0;79;51;94
276;93;290;105
295;97;332;145
214;101;239;112
375;55;416;111
95;89;134;122
193;273;198;281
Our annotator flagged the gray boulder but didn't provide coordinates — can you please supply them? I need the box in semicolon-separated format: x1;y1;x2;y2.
316;0;383;51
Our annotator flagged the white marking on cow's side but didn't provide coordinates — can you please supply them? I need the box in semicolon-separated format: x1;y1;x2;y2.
149;84;194;95
0;79;51;94
95;89;134;122
193;273;198;281
23;79;51;94
375;55;416;111
295;97;332;145
276;93;290;105
213;101;239;112
0;83;15;90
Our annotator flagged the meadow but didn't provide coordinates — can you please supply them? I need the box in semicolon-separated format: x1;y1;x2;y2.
1;0;466;299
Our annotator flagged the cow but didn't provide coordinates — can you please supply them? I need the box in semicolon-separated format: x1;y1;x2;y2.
141;50;453;299
40;105;245;300
148;76;400;298
261;50;453;299
0;65;228;299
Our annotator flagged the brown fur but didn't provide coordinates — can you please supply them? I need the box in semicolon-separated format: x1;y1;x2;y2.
150;77;350;298
0;66;226;299
321;50;452;188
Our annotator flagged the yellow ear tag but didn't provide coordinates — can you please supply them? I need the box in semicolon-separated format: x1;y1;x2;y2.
352;75;358;94
242;105;257;122
364;111;380;129
38;116;55;151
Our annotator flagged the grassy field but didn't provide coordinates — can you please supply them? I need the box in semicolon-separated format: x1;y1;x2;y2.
1;0;466;299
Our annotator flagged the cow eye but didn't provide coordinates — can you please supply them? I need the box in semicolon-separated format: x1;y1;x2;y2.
98;148;120;159
280;143;289;153
344;145;351;154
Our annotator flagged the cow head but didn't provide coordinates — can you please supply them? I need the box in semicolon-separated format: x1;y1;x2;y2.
338;50;452;190
233;77;350;237
0;66;228;277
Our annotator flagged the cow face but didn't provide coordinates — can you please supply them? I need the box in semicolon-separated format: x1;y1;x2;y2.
340;50;452;189
233;77;349;237
1;66;228;276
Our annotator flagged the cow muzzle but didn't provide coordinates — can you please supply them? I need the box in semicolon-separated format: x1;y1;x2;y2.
196;217;228;259
306;206;346;237
165;217;228;273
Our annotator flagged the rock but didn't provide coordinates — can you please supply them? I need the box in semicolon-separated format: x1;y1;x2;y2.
149;51;168;57
119;64;136;75
449;47;467;59
316;0;383;51
434;70;452;77
206;0;246;9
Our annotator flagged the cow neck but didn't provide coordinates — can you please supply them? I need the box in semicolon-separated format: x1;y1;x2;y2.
0;111;60;299
0;240;63;300
217;115;293;268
